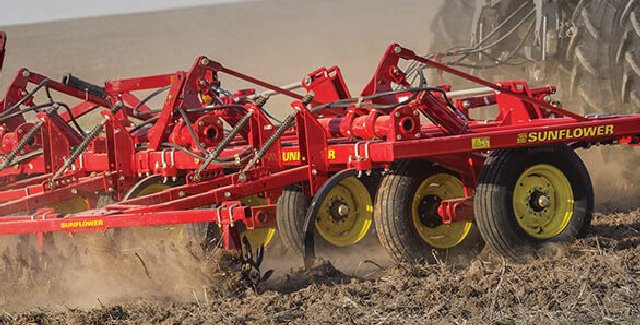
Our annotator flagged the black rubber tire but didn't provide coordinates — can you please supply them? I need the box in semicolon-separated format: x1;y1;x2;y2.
426;0;479;87
569;0;640;187
276;184;309;255
429;0;478;51
277;175;379;256
615;0;640;110
474;0;535;78
474;145;594;261
374;160;483;264
121;175;208;244
570;0;628;113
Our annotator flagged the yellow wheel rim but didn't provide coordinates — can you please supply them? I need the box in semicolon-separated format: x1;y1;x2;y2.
130;182;186;241
51;196;90;214
315;176;373;247
240;195;276;249
513;164;574;239
411;173;472;249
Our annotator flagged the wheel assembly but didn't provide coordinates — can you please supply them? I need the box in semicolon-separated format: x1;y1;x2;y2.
50;196;90;215
411;173;473;249
512;164;574;239
278;171;374;255
474;145;594;260
314;176;372;247
123;176;188;242
374;161;482;263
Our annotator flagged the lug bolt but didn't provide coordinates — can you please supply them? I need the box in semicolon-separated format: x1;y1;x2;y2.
538;195;551;208
337;204;350;217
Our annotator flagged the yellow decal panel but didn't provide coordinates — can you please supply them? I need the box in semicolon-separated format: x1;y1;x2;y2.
60;219;104;229
282;149;337;162
471;137;491;149
517;124;614;144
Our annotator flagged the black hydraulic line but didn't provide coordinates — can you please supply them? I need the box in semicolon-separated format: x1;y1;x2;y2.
311;87;450;111
183;104;247;113
0;102;55;122
404;2;535;79
160;142;252;164
133;86;170;117
58;102;87;135
0;119;44;170
178;108;208;156
0;79;50;120
130;116;159;133
4;149;42;168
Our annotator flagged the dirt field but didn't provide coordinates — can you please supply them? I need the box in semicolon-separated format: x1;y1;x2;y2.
2;211;640;324
2;0;640;324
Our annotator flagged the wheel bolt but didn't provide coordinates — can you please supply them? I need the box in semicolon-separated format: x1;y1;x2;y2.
337;204;350;217
537;195;551;208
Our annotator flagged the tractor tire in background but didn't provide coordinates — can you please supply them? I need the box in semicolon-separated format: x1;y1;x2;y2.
569;0;629;113
427;0;478;86
569;0;640;200
473;0;535;81
429;0;477;50
474;145;594;261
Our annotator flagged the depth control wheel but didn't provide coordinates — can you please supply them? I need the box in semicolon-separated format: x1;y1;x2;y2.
314;176;373;247
123;176;191;242
374;161;482;264
474;145;594;261
277;174;375;255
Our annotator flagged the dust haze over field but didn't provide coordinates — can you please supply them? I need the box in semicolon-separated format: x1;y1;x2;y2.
1;0;640;323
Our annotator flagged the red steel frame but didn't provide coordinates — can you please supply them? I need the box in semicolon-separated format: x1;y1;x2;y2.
1;43;639;251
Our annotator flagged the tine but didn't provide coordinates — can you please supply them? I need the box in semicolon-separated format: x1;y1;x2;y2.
256;244;265;267
242;236;253;261
261;269;274;283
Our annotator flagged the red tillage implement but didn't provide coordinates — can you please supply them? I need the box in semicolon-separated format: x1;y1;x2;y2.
0;40;636;271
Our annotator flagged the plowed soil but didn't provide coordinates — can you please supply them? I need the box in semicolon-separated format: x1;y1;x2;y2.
2;211;640;324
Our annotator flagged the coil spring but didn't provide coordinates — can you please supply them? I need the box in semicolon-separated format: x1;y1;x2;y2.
240;93;314;174
0;120;45;170
194;110;254;179
49;118;106;188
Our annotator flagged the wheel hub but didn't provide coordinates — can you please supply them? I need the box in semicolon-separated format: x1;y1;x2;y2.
527;189;551;212
327;197;350;223
513;164;574;239
417;194;443;228
314;176;373;247
410;173;473;249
